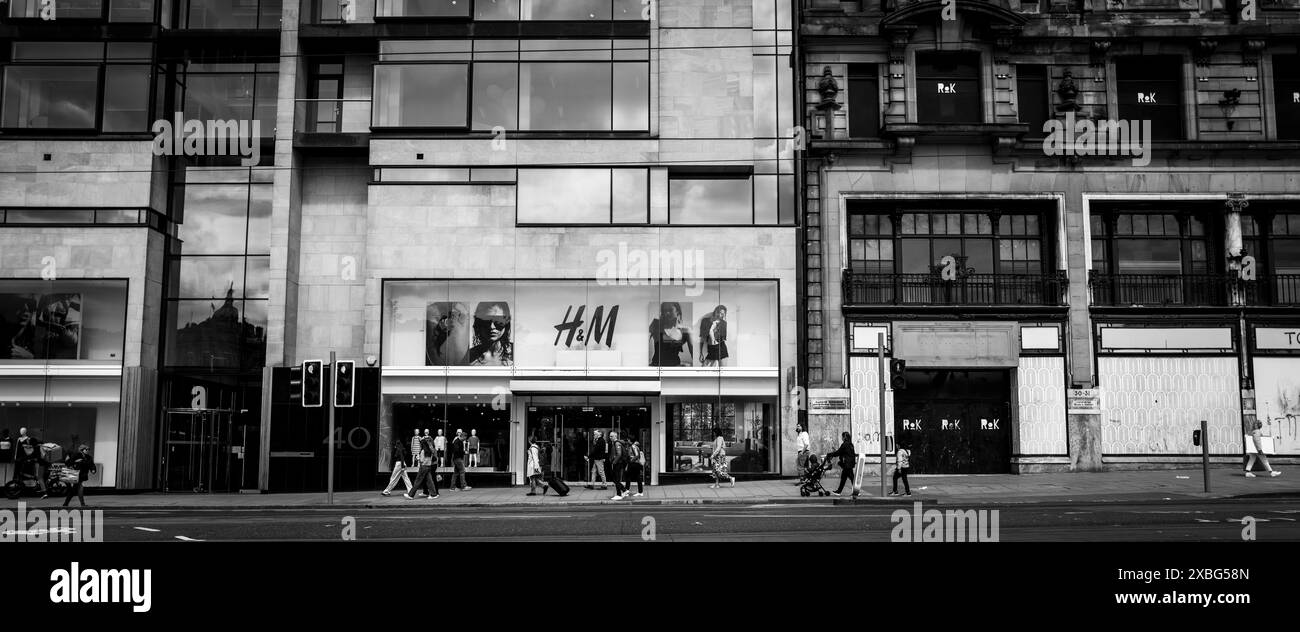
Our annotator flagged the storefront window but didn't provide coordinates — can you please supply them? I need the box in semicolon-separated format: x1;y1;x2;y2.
668;399;776;473
0;279;127;363
391;402;511;472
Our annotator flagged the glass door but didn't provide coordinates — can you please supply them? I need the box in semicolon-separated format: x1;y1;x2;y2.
526;404;651;484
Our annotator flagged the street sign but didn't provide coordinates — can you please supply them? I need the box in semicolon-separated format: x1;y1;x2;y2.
1067;387;1101;415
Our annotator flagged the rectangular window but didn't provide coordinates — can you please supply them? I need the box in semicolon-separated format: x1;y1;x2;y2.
176;0;279;29
3;41;153;132
377;0;471;18
372;64;468;127
848;64;879;138
916;52;982;123
376;39;649;132
2;66;99;129
1091;209;1217;305
1273;54;1300;141
517;169;612;223
1016;65;1050;138
669;175;754;225
179;62;278;139
1116;56;1183;141
7;0;103;19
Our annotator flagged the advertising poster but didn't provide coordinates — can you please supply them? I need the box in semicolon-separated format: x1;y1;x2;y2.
1253;357;1300;455
0;292;82;360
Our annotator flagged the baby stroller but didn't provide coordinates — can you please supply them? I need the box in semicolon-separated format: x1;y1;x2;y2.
799;455;832;497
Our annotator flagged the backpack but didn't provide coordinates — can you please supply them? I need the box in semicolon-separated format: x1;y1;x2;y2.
631;443;645;466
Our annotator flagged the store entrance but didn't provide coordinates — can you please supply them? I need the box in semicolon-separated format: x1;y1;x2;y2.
893;369;1013;474
525;403;651;484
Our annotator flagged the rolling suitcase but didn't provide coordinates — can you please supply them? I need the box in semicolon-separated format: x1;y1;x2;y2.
544;476;570;497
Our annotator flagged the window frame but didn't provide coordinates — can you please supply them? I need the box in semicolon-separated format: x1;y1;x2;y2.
1090;209;1214;277
371;39;650;134
0;41;156;134
847;209;1049;278
1272;53;1300;141
1113;55;1186;142
847;63;880;139
914;50;983;124
1015;64;1050;139
667;171;761;226
3;0;161;22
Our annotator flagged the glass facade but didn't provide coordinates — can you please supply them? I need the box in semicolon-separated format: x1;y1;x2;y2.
667;400;777;474
1;42;154;132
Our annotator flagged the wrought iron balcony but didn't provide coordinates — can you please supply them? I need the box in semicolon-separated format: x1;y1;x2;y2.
1088;272;1232;306
842;270;1067;306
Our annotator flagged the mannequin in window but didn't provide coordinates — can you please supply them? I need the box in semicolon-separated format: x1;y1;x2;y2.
468;428;480;468
434;428;447;467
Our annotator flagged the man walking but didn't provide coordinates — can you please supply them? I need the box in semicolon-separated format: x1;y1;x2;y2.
405;436;440;500
609;431;629;500
585;429;608;490
450;429;472;491
825;431;859;498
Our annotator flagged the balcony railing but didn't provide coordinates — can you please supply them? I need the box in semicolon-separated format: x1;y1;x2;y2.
842;270;1067;306
1088;272;1231;306
294;98;372;134
1245;275;1300;307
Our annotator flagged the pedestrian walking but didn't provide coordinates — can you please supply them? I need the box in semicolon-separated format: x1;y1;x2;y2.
1245;420;1282;478
708;427;735;489
825;431;859;497
609;431;629;500
14;427;48;498
888;440;912;496
405;437;440;500
62;444;96;507
585;429;608;490
795;423;811;484
381;438;414;496
526;436;547;496
450;429;471;490
625;439;645;497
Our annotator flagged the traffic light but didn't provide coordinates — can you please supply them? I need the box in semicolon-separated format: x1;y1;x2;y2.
1192;429;1202;447
302;360;323;408
889;358;907;390
288;365;303;403
334;360;355;408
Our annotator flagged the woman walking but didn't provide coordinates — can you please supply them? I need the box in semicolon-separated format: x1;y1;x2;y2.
62;445;96;507
1245;419;1282;477
526;436;548;496
709;427;735;489
381;438;413;496
625;439;646;497
404;436;439;500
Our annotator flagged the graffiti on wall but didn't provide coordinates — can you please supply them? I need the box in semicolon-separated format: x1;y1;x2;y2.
1253;357;1300;455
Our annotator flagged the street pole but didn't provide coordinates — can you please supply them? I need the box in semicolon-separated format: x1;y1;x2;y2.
1201;419;1210;493
878;333;887;498
328;350;336;505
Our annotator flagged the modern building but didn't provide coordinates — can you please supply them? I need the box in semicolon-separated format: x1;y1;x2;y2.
0;0;800;491
799;0;1300;473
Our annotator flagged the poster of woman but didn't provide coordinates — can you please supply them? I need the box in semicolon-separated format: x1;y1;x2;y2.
463;302;513;366
0;293;81;360
648;302;694;367
425;301;472;366
698;304;729;367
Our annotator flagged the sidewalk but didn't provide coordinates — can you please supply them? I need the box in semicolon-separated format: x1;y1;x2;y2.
5;467;1297;510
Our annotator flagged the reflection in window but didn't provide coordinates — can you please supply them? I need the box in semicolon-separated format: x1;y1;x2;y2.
669;176;753;225
373;64;468;127
176;0;280;29
377;0;470;18
0;280;128;363
669;401;775;474
166;298;266;369
517;169;613;223
7;0;103;18
2;67;99;129
521;63;610;130
180;64;278;138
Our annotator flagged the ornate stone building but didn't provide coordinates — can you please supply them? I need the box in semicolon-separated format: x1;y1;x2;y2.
799;0;1300;473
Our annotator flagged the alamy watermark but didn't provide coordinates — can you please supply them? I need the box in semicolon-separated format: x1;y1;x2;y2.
49;562;151;613
152;113;262;167
595;242;706;297
1;502;103;543
1042;112;1153;167
891;502;999;542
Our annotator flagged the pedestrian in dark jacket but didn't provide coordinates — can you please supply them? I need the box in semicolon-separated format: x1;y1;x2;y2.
609;432;630;500
825;432;859;497
62;445;96;507
450;429;471;491
585;430;608;490
405;437;440;500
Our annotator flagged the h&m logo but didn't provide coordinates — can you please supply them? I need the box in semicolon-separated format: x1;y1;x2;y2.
937;83;957;94
1138;92;1158;104
554;305;619;349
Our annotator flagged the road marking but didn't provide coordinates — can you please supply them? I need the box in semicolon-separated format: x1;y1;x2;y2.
132;527;160;533
175;536;204;541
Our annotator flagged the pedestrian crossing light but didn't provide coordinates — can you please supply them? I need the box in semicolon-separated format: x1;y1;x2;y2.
1193;429;1202;447
302;360;323;408
334;360;355;408
889;358;907;390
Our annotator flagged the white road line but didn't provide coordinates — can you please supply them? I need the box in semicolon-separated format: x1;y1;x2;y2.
174;536;204;541
132;527;161;532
